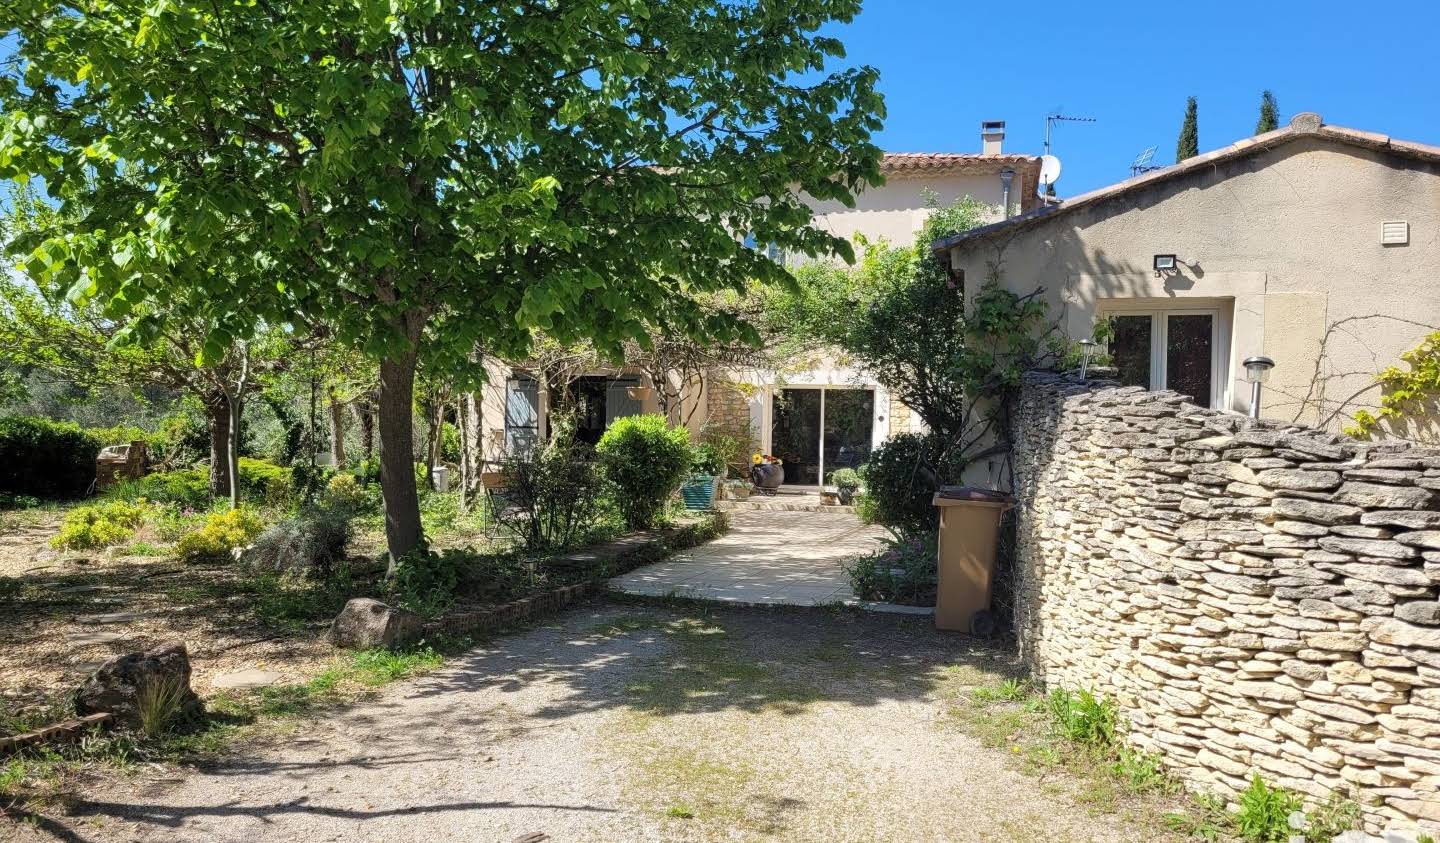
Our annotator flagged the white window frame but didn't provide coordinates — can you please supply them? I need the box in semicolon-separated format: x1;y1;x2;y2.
1096;300;1231;410
764;385;878;488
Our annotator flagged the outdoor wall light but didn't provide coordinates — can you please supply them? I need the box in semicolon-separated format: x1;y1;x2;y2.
1243;356;1275;420
1153;254;1178;273
1078;338;1098;380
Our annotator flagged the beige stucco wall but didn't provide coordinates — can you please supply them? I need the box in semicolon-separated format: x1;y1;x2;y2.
946;135;1440;434
806;170;1013;250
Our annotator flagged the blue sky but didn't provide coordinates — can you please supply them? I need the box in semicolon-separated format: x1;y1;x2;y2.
829;0;1440;196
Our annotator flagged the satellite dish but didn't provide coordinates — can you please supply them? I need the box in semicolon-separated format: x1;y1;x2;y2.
1039;154;1062;188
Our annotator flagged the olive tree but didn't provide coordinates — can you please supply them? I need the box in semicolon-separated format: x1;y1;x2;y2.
2;0;883;563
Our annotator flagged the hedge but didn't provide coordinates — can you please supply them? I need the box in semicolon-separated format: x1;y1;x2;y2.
0;416;101;499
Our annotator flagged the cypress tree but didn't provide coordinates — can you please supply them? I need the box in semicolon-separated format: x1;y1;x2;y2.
1256;90;1279;133
1176;96;1199;162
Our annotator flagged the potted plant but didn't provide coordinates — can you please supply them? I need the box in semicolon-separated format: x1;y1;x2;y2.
831;468;861;505
725;479;752;501
679;442;725;510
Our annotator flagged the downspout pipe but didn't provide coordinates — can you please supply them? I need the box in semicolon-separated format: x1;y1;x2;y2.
999;168;1015;219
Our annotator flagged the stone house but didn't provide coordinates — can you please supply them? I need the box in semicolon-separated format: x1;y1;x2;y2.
935;112;1440;443
478;123;1042;487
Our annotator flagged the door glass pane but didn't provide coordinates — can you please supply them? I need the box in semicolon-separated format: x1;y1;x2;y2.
504;378;539;455
1166;314;1214;407
772;388;821;485
1109;315;1153;388
822;390;874;484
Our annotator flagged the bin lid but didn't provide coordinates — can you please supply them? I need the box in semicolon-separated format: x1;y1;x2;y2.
935;486;1012;504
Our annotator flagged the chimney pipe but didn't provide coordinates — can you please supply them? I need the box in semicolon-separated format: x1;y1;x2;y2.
999;168;1014;219
981;120;1005;155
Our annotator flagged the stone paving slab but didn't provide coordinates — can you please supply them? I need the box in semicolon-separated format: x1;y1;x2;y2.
609;510;887;606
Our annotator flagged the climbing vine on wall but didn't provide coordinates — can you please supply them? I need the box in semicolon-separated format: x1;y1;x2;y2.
1345;331;1440;441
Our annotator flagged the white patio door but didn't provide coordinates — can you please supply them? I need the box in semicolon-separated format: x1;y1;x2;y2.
1101;306;1224;409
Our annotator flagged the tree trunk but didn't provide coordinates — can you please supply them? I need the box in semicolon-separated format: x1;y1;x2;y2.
227;393;244;510
461;391;481;498
379;349;423;571
328;390;347;468
352;397;376;462
205;391;232;498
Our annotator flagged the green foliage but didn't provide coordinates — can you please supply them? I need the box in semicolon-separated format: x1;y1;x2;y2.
1177;96;1200;161
857;433;966;535
322;473;376;514
830;467;861;492
1045;689;1117;749
843;532;937;606
85;423;154;450
498;419;610;550
247;505;353;579
1;0;884;563
1234;774;1303;843
697;428;748;479
1346;330;1440;442
136;469;211;507
0;415;101;498
1296;792;1363;842
388;545;468;617
237;457;295;507
597;415;693;530
1256;90;1280;133
136;674;189;738
50;499;151;550
175;508;265;564
969;678;1029;704
689;442;726;477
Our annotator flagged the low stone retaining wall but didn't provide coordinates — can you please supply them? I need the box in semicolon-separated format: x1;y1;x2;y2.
411;514;727;645
1012;371;1440;833
0;713;113;756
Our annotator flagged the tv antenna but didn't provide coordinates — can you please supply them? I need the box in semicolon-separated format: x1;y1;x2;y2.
1043;112;1097;157
1130;146;1161;176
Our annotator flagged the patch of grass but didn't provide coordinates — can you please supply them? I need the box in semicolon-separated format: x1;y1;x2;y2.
970;677;1029;704
589;614;664;637
1044;688;1117;749
123;541;167;557
665;804;695;819
137;675;189;738
1163;793;1230;842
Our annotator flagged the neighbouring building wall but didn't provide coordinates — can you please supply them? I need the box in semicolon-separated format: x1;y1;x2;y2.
806;169;1015;247
947;133;1440;432
1012;371;1440;833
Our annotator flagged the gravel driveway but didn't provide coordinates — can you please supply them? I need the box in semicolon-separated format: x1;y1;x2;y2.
24;602;1146;842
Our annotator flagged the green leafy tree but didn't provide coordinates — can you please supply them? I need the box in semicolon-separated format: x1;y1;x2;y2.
1176;96;1200;161
1256;90;1279;133
2;0;883;564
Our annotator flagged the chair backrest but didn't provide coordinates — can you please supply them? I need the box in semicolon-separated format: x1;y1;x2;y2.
480;471;510;491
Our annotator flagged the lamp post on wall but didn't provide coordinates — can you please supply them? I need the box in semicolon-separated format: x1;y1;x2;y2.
1078;339;1097;380
1243;356;1275;420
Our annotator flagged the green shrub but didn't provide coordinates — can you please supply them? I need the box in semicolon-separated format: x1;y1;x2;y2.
0;416;101;499
86;424;154;449
50;499;151;550
322;473;375;514
388;545;469;616
137;469;211;507
690;442;726;477
1234;774;1303;843
596;414;692;530
857;432;966;536
237;457;294;506
499;418;610;550
247;505;352;579
175;508;265;563
843;532;937;606
831;467;861;491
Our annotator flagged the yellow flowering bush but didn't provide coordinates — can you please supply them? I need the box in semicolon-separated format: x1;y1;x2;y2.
175;508;265;563
51;499;151;550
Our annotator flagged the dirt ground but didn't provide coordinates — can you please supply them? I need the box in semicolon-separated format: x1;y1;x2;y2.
0;509;372;721
11;601;1184;843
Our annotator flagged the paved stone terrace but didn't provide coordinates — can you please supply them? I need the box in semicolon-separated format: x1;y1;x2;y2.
609;510;887;606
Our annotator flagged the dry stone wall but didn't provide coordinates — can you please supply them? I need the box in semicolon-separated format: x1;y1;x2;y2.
1012;371;1440;833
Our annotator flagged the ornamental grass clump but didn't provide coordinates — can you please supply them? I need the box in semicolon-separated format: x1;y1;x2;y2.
175;508;265;563
51;499;151;550
596;415;692;530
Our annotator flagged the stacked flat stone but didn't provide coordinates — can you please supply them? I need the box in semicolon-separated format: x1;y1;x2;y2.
1012;371;1440;835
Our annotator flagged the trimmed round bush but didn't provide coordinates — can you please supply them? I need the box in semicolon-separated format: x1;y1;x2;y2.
0;416;101;499
596;414;692;530
858;432;966;536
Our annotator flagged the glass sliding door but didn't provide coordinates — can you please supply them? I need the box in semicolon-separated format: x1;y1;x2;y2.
1100;307;1222;408
772;388;822;485
822;389;874;484
770;387;875;487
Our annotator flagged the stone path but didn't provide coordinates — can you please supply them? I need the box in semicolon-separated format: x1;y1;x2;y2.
610;510;887;605
26;604;1151;843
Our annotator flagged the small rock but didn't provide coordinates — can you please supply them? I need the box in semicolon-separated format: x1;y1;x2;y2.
74;641;204;731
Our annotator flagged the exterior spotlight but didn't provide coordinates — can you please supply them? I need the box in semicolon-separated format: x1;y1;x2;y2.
1153;254;1178;273
1243;356;1275;419
1078;338;1098;380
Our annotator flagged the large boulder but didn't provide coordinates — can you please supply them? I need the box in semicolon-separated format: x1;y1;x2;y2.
74;641;203;731
329;598;422;650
